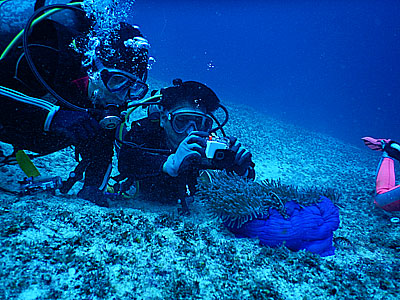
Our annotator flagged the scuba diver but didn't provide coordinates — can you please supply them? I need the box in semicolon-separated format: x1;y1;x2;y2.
116;79;255;214
362;137;400;211
115;80;340;256
0;2;150;206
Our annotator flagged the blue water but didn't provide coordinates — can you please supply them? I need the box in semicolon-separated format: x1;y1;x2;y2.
130;0;400;146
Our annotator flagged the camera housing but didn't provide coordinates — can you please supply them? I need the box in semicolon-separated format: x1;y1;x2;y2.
203;136;236;169
205;136;230;158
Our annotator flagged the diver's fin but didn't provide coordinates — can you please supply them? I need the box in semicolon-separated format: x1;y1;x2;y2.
16;150;41;178
361;137;391;151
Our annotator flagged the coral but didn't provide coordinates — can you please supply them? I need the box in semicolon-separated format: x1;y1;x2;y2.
196;171;341;227
196;171;270;228
259;178;342;206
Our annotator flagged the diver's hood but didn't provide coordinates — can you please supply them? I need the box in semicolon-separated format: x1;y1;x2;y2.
159;79;220;113
96;23;150;82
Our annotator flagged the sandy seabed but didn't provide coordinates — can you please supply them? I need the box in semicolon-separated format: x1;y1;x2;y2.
0;80;399;299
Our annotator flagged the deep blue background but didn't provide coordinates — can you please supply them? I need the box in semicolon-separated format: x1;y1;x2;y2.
129;0;400;145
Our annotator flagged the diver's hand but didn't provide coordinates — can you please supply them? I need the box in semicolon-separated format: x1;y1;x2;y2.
50;110;101;145
229;137;254;176
163;131;208;177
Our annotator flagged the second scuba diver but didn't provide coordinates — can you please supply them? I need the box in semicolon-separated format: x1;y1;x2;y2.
362;137;400;211
0;3;150;206
116;79;255;214
115;79;342;256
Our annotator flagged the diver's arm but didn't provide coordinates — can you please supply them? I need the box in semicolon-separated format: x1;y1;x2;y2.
226;136;256;180
0;89;59;133
118;146;168;180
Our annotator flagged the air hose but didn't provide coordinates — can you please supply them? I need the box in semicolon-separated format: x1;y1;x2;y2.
0;2;83;60
22;3;87;112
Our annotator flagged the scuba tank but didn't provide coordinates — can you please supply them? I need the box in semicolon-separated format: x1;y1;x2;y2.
0;0;83;53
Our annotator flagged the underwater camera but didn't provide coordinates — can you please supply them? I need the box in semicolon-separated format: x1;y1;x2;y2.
203;136;236;169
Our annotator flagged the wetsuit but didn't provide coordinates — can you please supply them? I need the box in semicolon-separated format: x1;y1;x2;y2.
117;117;195;203
0;19;114;190
117;116;255;206
375;155;400;211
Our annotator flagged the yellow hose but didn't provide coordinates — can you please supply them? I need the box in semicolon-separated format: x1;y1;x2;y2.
118;94;162;141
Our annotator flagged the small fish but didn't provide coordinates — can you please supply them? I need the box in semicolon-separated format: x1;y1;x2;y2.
333;236;354;250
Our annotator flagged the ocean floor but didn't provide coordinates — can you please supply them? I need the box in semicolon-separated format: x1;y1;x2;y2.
0;82;399;299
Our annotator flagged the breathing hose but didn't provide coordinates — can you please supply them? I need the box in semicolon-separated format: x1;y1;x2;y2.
22;3;87;112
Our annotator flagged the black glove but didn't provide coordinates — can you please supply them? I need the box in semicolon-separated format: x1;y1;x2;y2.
229;137;254;176
50;110;101;145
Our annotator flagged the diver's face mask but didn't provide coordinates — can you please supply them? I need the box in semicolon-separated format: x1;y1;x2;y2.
100;68;149;101
90;65;148;130
168;110;213;134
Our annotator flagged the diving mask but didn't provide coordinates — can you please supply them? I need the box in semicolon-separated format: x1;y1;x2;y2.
100;68;148;101
168;110;213;134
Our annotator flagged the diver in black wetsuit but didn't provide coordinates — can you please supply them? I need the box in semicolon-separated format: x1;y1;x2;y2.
0;3;150;206
116;79;255;214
